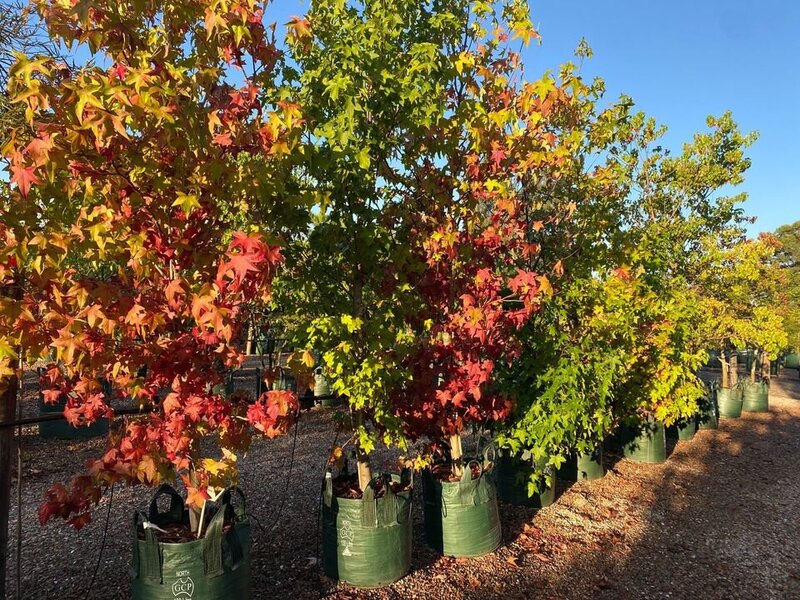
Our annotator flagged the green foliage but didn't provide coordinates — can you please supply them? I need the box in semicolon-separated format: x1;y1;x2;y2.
773;221;800;350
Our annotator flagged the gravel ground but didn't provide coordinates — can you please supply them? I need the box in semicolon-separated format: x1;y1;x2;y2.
3;367;800;599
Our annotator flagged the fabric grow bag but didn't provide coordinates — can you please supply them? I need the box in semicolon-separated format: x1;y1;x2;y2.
705;349;721;369
496;452;555;507
314;368;340;407
576;447;604;481
742;381;769;413
422;461;501;557
698;394;718;430
620;419;666;464
675;416;698;441
557;447;604;482
784;351;800;370
717;386;743;418
131;485;251;600
322;472;412;587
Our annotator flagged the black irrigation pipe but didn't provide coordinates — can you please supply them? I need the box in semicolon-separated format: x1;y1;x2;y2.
0;406;152;430
0;395;341;430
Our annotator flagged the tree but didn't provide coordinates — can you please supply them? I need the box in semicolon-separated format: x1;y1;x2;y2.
275;0;536;489
613;112;756;420
773;220;800;350
1;0;303;531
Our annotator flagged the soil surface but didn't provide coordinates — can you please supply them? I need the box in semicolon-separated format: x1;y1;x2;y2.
4;366;800;599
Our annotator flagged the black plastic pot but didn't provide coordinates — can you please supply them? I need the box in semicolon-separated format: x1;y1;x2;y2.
131;485;251;600
322;472;413;587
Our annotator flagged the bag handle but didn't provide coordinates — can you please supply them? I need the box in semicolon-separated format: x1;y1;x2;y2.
458;460;482;507
481;442;496;469
131;511;162;583
148;483;185;524
219;485;247;522
360;474;399;528
202;488;246;578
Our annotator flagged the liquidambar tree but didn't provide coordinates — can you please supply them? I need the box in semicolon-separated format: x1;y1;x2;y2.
1;0;304;534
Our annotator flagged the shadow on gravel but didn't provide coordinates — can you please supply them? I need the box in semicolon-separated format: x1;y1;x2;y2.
476;370;800;600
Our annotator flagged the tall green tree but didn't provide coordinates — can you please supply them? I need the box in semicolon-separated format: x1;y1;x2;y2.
773;220;800;350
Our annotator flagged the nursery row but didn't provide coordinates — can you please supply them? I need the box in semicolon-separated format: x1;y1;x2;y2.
0;0;795;598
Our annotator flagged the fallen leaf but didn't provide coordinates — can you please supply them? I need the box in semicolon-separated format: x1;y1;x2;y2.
533;553;552;563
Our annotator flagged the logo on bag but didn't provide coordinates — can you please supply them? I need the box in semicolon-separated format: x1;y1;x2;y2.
340;519;354;557
172;576;195;599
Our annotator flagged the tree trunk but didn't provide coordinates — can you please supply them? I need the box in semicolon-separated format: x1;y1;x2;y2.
730;351;739;387
720;350;729;389
356;447;372;493
188;470;202;534
750;352;757;384
0;370;18;600
450;433;464;479
245;321;254;355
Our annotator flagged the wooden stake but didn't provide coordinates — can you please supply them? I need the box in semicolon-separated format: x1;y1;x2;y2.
450;433;463;479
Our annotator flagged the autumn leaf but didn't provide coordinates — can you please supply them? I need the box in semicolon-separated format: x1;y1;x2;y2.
10;163;39;197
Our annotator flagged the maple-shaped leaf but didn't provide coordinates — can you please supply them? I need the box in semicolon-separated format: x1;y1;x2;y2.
185;485;210;508
10;163;40;197
287;16;312;44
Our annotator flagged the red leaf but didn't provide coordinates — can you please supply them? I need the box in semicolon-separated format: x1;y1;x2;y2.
10;164;40;197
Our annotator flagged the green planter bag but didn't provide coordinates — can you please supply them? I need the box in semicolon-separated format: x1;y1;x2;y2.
558;448;604;482
674;416;698;441
698;393;718;430
742;381;769;413
314;368;339;407
620;418;666;464
576;447;604;481
717;386;743;418
496;452;555;507
422;458;501;558
322;471;413;587
131;485;251;600
705;349;721;369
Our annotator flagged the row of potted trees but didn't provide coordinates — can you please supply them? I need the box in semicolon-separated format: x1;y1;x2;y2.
0;0;790;597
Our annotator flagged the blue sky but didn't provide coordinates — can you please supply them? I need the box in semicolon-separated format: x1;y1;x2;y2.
523;0;800;236
269;0;800;235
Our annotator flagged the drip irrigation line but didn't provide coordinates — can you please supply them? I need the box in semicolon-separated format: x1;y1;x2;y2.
264;415;300;532
316;430;341;569
0;406;151;430
0;395;339;430
15;361;23;600
251;415;302;536
83;484;114;600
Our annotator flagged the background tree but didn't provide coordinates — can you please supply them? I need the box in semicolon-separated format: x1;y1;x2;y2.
773;220;800;350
